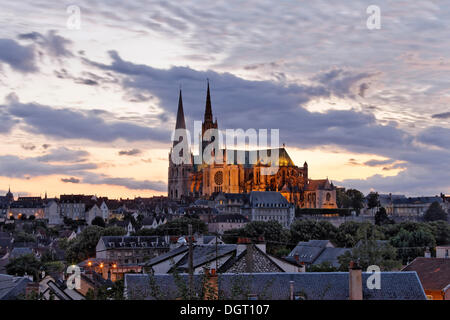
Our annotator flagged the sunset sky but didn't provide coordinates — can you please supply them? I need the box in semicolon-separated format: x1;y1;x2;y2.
0;1;449;199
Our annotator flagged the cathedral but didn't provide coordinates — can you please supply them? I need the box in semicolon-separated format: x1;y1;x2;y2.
168;82;337;209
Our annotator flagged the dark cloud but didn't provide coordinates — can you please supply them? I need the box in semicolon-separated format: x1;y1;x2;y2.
0;39;37;72
81;173;166;192
431;112;450;119
36;147;89;163
417;126;450;149
313;68;376;98
118;149;141;156
61;177;80;183
21;143;36;151
42;144;51;149
0;155;97;179
4;93;169;143
364;159;395;167
54;69;100;86
359;83;370;98
18;30;73;57
85;51;408;155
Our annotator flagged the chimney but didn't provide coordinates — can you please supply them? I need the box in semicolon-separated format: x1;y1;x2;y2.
349;261;363;300
299;262;306;273
289;281;294;300
424;247;431;258
203;268;218;300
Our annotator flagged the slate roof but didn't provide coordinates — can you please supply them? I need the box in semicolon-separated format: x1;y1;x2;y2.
249;191;291;207
211;214;249;223
286;240;348;267
0;274;30;300
174;245;236;271
10;247;33;259
100;236;168;249
313;248;351;268
142;245;189;266
305;179;333;191
402;257;450;291
393;196;443;205
124;272;426;300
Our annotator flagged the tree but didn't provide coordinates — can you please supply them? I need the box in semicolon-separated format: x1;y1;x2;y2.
338;239;402;271
223;221;290;255
65;225;126;263
336;188;351;209
375;207;394;226
367;192;380;214
423;202;448;222
28;215;35;221
345;189;365;214
307;261;339;272
91;216;106;228
427;221;450;245
6;254;42;280
289;219;337;245
102;226;127;236
390;228;436;264
154;217;207;236
14;231;36;243
334;221;385;247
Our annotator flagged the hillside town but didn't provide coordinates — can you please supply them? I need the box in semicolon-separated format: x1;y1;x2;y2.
0;187;449;300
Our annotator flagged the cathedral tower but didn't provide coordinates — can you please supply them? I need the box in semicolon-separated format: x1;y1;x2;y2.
168;89;192;200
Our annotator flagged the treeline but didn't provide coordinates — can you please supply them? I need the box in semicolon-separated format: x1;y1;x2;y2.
222;218;450;266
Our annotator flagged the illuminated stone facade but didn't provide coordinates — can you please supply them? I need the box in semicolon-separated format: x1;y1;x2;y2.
168;83;337;209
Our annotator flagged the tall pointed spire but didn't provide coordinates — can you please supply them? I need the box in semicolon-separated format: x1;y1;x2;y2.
175;89;186;130
204;79;213;123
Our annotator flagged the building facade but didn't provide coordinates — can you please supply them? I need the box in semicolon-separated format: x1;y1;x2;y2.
168;83;337;209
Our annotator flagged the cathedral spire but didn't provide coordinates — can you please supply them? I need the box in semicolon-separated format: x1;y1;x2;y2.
175;89;186;130
204;79;213;123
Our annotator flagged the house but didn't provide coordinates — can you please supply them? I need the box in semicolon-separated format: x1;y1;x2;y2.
46;200;62;225
243;191;295;228
285;240;350;268
141;242;293;274
39;275;86;300
141;216;167;230
95;236;170;265
214;193;248;214
8;198;46;220
303;179;337;209
389;196;444;217
124;270;426;300
436;246;450;259
0;274;31;300
402;257;450;300
79;258;143;282
59;194;96;220
58;229;77;241
10;247;34;259
85;203;103;225
207;213;249;234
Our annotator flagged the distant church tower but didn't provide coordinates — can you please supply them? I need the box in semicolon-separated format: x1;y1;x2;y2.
168;89;193;201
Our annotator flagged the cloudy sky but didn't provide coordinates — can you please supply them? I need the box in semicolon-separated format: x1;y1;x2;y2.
0;0;449;198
